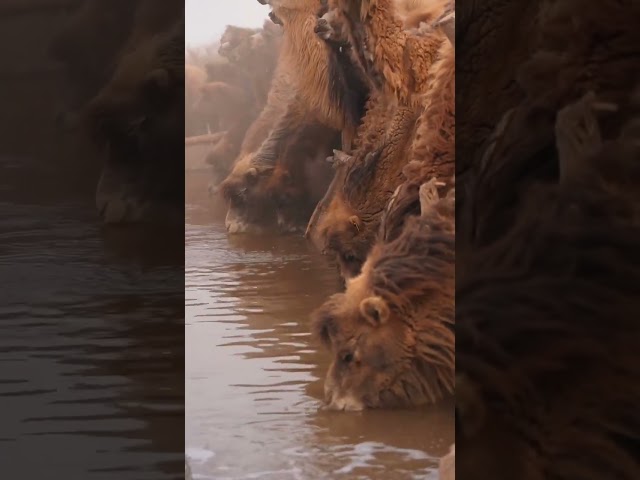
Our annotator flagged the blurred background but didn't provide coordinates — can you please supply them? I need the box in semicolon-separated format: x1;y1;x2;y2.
186;0;269;47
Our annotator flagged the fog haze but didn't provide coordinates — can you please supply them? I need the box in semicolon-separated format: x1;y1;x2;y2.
186;0;270;47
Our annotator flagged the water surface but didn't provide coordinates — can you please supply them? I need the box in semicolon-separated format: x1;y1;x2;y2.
185;171;454;480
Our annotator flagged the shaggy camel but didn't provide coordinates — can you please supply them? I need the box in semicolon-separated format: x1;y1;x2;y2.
312;177;455;410
306;0;453;279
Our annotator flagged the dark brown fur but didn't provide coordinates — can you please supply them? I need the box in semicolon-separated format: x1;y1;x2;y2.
456;179;640;480
218;0;372;233
218;88;337;233
304;0;453;279
263;122;339;231
337;105;418;276
215;70;293;231
460;0;640;247
330;0;447;105
455;0;540;168
260;0;369;136
306;95;418;279
456;5;640;473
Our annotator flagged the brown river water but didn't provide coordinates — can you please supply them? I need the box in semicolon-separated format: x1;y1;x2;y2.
185;168;454;480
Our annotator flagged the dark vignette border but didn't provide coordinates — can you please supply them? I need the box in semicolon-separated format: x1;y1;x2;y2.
0;1;185;479
455;1;640;479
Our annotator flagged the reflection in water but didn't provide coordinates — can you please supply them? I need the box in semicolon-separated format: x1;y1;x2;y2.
0;160;184;479
186;173;454;480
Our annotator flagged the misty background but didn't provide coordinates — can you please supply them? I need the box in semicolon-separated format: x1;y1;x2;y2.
186;0;270;47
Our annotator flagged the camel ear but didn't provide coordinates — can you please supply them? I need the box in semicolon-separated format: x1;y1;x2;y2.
456;374;486;438
348;215;362;233
359;296;389;327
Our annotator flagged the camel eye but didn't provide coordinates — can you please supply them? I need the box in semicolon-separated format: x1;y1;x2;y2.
341;352;354;364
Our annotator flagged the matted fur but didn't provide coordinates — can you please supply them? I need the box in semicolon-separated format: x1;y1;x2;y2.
261;0;369;132
303;92;389;243
317;3;372;132
409;37;454;174
311;187;455;409
218;0;377;232
306;3;453;279
377;25;455;241
331;0;448;106
308;97;419;279
216;68;294;198
218;81;338;233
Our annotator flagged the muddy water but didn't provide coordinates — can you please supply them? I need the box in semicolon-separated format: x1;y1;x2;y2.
185;171;454;480
0;157;184;479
